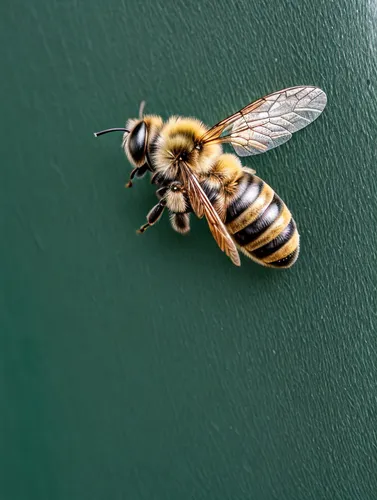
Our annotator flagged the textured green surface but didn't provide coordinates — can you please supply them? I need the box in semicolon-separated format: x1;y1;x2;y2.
1;0;377;499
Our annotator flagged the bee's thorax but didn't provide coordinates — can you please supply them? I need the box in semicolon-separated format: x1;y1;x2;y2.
152;116;222;180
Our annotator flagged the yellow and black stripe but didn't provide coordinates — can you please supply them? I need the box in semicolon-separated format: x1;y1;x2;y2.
225;173;299;268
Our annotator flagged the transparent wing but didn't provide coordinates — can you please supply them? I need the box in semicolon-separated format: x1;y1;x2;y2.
200;86;327;157
180;162;241;266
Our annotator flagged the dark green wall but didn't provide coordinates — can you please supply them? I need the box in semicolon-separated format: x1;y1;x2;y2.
1;0;377;499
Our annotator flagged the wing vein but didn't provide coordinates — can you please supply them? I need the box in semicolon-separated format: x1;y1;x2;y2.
180;161;241;266
200;86;327;157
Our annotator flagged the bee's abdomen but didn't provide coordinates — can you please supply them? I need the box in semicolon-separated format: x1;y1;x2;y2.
226;174;299;268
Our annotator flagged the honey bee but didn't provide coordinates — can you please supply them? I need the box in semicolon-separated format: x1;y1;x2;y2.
95;86;327;268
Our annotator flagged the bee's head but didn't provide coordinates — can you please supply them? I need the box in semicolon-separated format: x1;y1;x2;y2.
94;102;163;170
94;118;147;167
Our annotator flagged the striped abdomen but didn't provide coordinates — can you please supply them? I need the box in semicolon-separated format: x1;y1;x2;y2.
225;173;299;268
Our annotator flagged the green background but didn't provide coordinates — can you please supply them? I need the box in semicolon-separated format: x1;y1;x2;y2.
1;0;377;498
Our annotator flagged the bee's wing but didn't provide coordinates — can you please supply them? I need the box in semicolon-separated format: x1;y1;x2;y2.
180;162;241;267
200;86;327;156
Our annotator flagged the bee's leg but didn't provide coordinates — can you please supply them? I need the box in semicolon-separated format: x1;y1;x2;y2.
162;181;191;234
151;171;166;186
125;163;149;188
170;212;191;234
156;186;168;199
137;200;166;234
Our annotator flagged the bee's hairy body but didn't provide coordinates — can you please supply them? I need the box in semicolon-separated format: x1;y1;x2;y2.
96;86;327;266
124;115;299;268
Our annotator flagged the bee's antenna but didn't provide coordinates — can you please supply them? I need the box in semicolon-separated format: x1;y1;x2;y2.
139;100;146;119
93;128;130;138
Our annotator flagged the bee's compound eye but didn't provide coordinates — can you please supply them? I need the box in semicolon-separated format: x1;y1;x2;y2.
128;121;147;163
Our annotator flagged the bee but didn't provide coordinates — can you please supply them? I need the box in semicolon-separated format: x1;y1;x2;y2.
94;86;327;268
